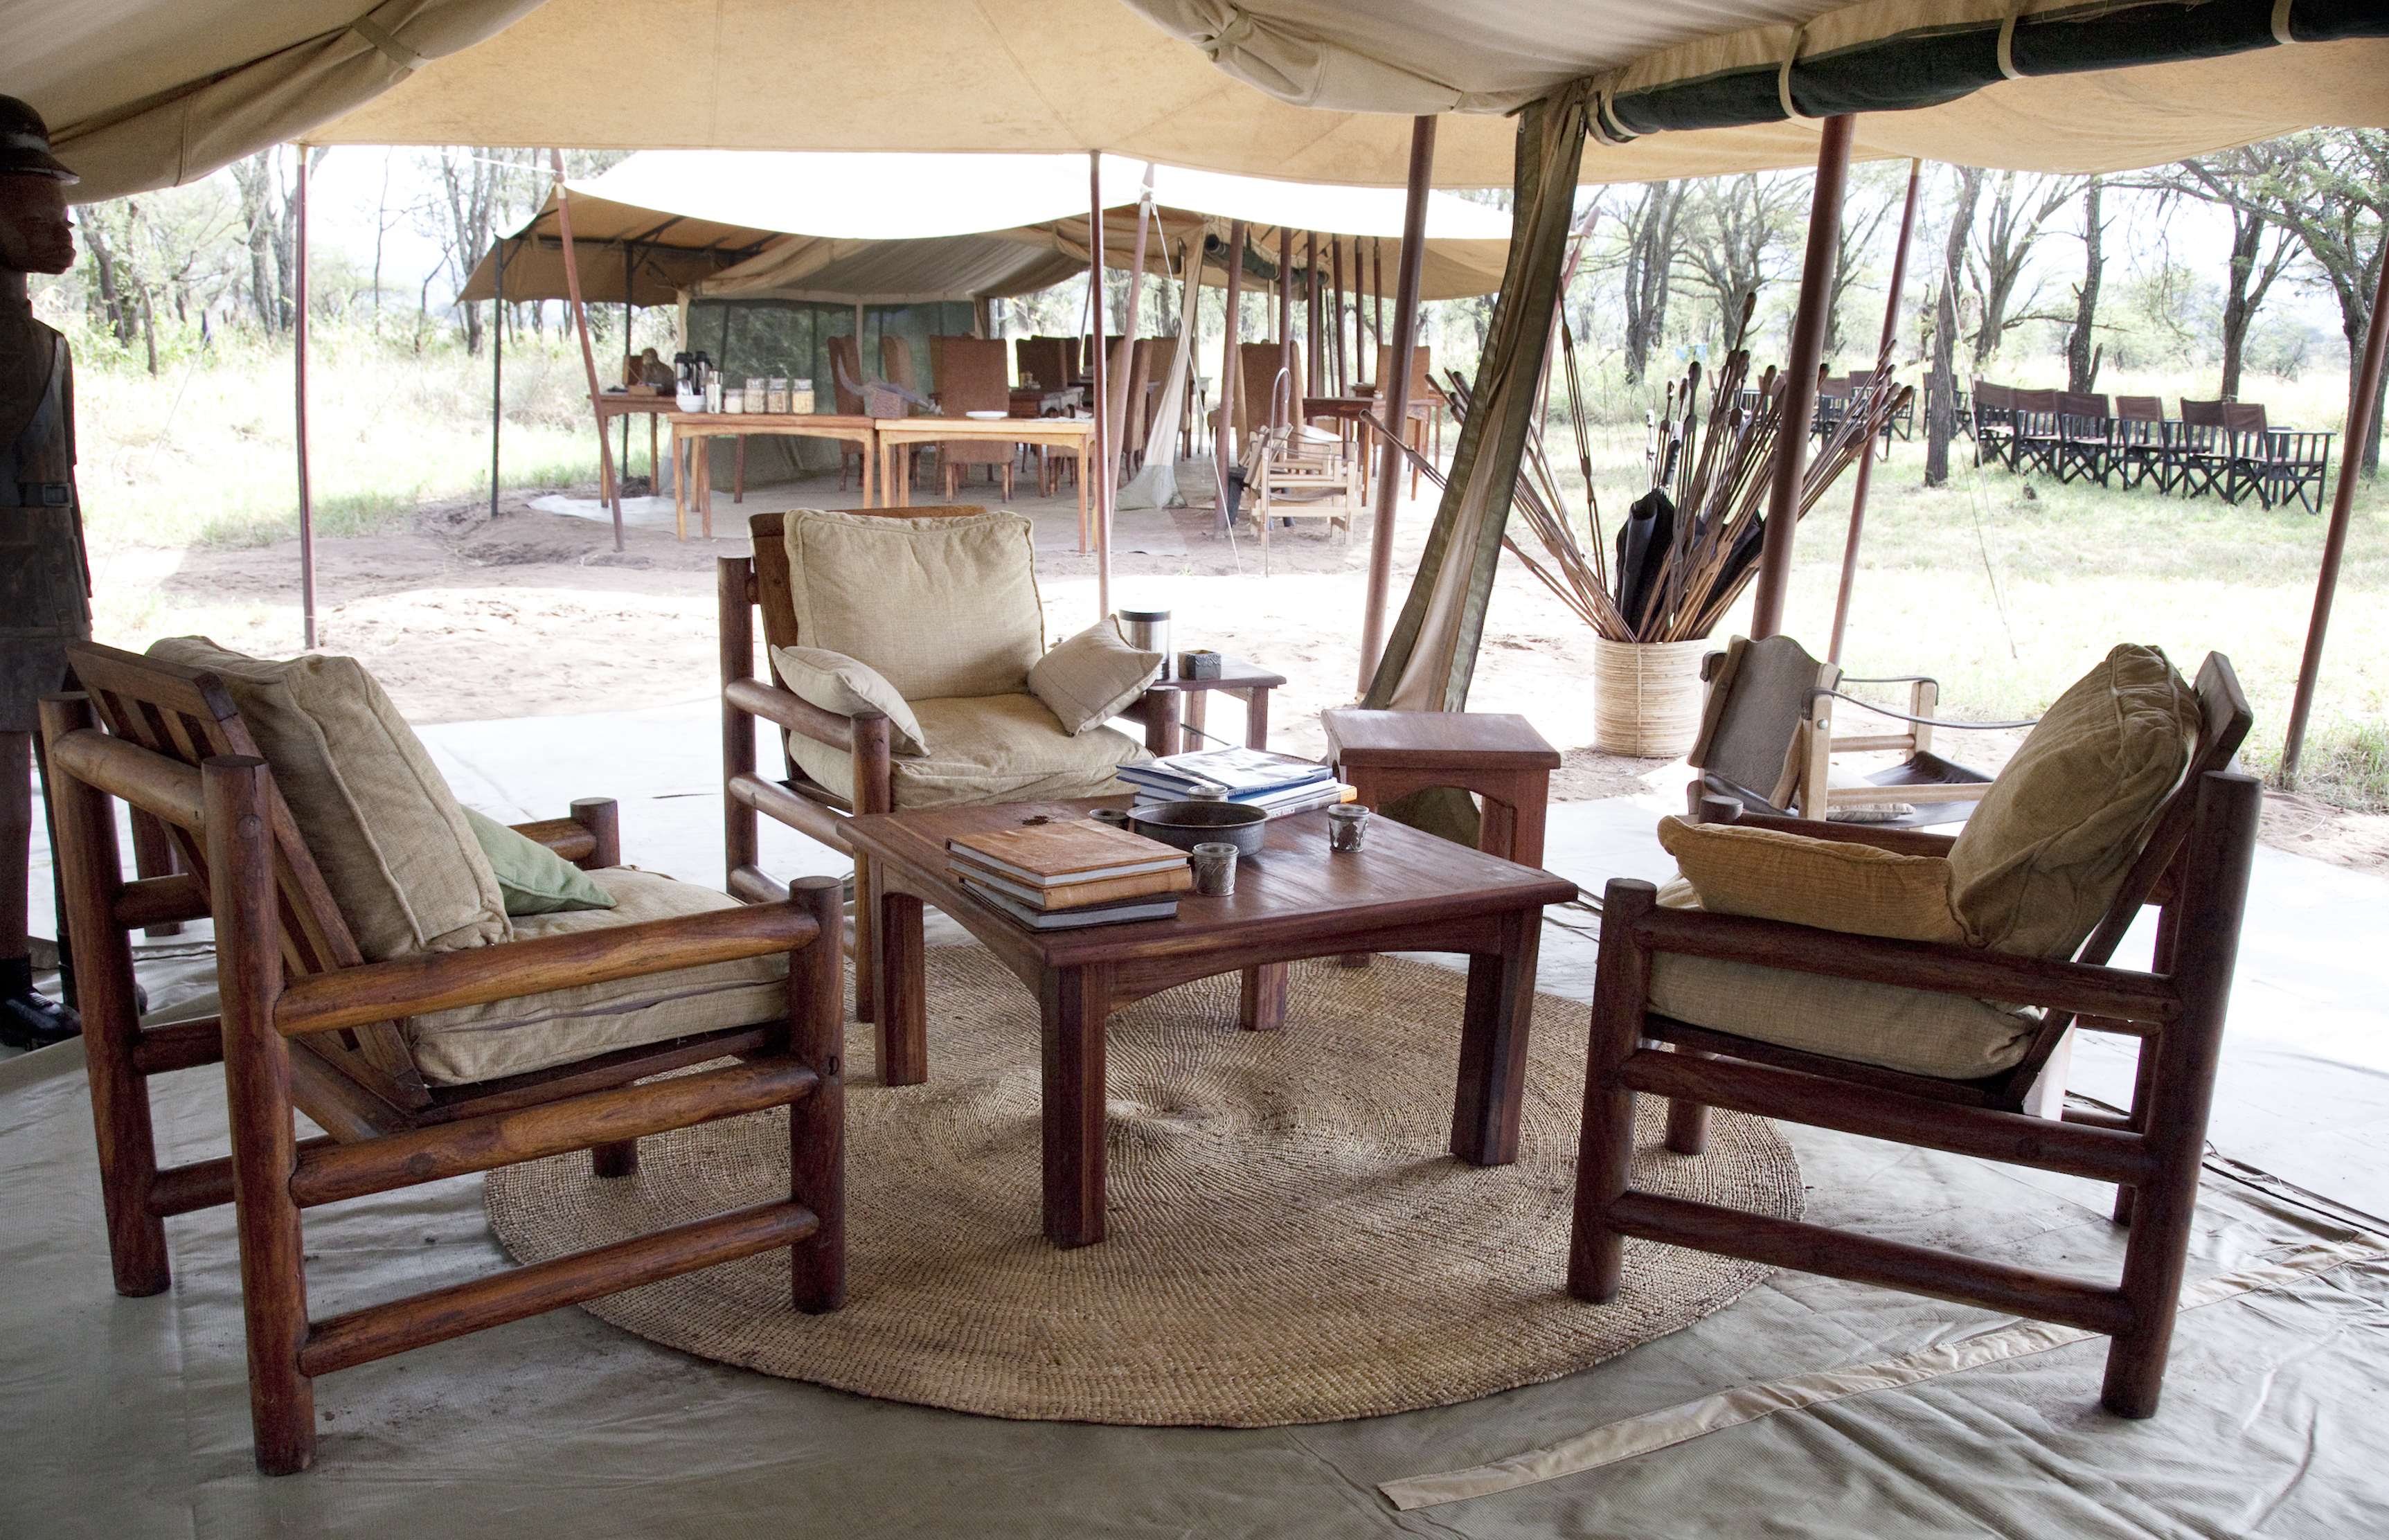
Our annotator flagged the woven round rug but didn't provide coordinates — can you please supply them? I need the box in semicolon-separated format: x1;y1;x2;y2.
485;947;1801;1426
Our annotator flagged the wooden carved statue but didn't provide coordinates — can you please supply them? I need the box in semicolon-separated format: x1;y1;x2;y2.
1;96;87;1049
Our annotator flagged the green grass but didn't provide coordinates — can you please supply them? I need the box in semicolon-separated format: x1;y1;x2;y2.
70;321;614;552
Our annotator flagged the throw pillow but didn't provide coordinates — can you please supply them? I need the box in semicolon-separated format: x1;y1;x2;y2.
463;807;618;917
1656;815;1968;944
769;645;929;757
1027;619;1163;736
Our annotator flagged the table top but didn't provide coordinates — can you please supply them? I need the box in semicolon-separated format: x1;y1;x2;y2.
1321;708;1563;770
1143;658;1286;692
877;415;1093;442
668;413;877;434
847;799;1575;968
595;392;680;413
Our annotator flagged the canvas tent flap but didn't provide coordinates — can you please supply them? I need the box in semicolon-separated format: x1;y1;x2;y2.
692;234;1084;305
459;186;777;304
8;0;546;203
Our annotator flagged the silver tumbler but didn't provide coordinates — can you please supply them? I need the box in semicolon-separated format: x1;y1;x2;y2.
1116;609;1172;679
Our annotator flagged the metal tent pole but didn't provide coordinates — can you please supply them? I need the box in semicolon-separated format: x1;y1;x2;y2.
295;150;316;650
490;235;505;522
551;150;623;553
2282;244;2389;784
1214;220;1247;535
1358;116;1436;690
1748;113;1854;640
1827;156;1922;663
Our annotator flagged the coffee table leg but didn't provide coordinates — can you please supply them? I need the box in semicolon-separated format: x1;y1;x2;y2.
1237;963;1288;1031
1040;965;1109;1247
1451;907;1537;1165
875;884;927;1086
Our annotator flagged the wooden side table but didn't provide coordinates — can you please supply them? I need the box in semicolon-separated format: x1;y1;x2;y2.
1320;709;1563;869
1140;658;1285;754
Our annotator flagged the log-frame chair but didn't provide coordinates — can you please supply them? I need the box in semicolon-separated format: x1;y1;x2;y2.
1573;653;2256;1419
42;643;846;1475
718;507;1173;1026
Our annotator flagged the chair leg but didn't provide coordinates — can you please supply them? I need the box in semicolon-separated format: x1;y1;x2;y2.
788;875;846;1313
1568;880;1657;1302
851;852;877;1023
1664;1086;1712;1155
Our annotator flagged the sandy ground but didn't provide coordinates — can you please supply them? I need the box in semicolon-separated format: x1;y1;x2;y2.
92;467;2389;877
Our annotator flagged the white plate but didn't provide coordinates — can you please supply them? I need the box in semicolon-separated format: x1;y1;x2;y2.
965;409;1008;420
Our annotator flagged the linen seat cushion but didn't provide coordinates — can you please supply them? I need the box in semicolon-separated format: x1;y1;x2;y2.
782;508;1044;700
403;868;789;1085
788;693;1148;809
146;636;511;960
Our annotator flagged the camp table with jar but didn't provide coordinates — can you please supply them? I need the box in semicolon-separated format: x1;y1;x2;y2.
668;376;886;539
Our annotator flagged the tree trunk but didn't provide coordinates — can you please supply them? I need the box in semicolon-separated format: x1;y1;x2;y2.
2219;208;2264;402
2065;177;2103;394
1926;168;1985;487
84;220;132;345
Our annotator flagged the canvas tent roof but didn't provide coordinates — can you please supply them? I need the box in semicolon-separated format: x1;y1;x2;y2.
460;151;1512;307
15;0;2389;204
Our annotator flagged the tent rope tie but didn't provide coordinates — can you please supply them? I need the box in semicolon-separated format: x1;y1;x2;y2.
1996;9;2025;80
1195;6;1260;60
2272;0;2296;46
1775;28;1813;123
348;14;427;72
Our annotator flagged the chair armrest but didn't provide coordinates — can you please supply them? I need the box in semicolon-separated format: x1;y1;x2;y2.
726;676;857;751
275;897;823;1039
1613;882;2176;1024
510;818;597;863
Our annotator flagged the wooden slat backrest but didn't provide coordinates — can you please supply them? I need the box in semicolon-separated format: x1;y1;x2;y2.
64;642;434;1113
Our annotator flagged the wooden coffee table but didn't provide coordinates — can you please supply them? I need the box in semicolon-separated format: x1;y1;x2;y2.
843;799;1577;1248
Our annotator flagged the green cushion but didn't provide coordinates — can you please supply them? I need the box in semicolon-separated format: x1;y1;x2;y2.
463;808;619;917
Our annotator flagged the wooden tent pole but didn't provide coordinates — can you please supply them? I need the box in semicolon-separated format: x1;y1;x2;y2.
1305;232;1321;397
551;151;623;553
1276;228;1294;418
1749;114;1854;639
1372;237;1385;357
490;235;505;523
2282;241;2389;784
1330;235;1348;395
1215;220;1246;535
1358;116;1436;690
1088;152;1110;594
294;149;316;649
1107;165;1156;486
1827;156;1922;663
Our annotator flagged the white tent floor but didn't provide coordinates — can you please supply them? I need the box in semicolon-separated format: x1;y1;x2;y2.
8;700;2389;1534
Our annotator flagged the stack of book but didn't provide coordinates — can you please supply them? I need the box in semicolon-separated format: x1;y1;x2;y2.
1116;746;1353;818
947;818;1192;931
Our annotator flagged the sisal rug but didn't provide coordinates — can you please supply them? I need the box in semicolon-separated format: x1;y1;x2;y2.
485;948;1801;1426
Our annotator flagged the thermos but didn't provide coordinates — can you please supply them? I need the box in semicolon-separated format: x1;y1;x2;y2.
1116;609;1171;679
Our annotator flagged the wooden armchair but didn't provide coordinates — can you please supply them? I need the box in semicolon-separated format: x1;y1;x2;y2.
42;642;845;1474
1572;650;2255;1419
719;508;1170;1026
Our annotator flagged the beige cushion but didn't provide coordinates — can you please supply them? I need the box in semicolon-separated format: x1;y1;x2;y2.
1028;620;1162;736
404;868;789;1085
789;693;1147;809
147;637;510;961
1947;644;2200;958
769;644;928;757
1649;950;2040;1080
782;508;1044;700
1655;816;1965;944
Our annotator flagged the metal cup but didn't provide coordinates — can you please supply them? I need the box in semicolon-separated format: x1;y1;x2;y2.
1089;807;1130;827
1190;842;1239;896
1327;804;1370;854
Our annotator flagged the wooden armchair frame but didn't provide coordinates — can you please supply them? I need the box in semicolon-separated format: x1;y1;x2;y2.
42;643;845;1474
719;508;1172;1025
1576;654;2255;1419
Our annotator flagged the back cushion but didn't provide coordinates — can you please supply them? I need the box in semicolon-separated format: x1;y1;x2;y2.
783;509;1044;700
147;637;512;960
1947;644;2201;958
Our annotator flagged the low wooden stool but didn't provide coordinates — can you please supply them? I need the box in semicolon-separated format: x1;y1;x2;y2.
1320;709;1562;869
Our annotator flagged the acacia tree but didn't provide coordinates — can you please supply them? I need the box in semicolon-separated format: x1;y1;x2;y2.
2252;130;2389;473
2158;142;2311;402
1679;172;1803;350
1968;170;2075;364
2064;176;2106;393
1826;165;1903;359
1926;165;1986;487
1617;181;1688;382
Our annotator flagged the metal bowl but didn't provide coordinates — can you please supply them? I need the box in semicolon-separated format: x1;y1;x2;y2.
1129;799;1267;857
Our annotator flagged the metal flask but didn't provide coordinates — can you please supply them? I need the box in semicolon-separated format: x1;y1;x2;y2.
1116;609;1172;679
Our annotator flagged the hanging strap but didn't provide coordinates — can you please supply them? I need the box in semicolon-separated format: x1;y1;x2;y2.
2;334;69;508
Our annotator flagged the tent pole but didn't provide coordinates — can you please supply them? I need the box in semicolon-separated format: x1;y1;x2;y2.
1330;235;1348;395
295;148;316;650
552;150;623;553
1372;237;1385;358
1088;152;1109;593
620;244;634;481
1107;165;1156;490
1215;220;1247;536
1749;113;1854;640
1827;156;1922;663
2282;240;2389;785
1305;232;1321;397
1276;229;1293;418
490;236;505;523
1358;115;1436;691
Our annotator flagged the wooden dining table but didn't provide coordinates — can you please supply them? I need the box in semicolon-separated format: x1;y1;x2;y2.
668;413;879;539
876;415;1097;549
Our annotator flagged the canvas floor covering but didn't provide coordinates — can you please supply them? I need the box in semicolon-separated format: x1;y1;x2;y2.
6;700;2388;1537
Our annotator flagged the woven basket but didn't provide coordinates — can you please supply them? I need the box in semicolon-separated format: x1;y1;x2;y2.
1592;636;1710;758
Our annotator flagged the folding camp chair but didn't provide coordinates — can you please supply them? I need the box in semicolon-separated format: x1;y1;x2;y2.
2111;396;2172;492
1970;381;2013;467
2052;391;2115;485
2007;388;2061;476
2174;399;2233;500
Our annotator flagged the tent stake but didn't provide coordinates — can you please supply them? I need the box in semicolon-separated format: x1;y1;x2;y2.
2282;240;2389;785
1358;116;1436;690
551;151;623;552
1215;220;1247;535
294;148;316;650
1827;156;1922;663
1749;113;1854;640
